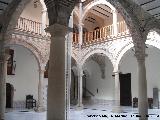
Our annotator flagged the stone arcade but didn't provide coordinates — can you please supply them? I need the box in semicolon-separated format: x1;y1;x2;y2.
0;0;160;120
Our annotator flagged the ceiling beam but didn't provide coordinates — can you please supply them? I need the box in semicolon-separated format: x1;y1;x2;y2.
92;9;109;17
96;6;112;15
146;5;160;11
85;18;95;23
88;16;96;21
140;0;157;6
0;0;9;5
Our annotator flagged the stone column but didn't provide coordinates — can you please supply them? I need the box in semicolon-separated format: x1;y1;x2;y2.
77;65;83;108
41;9;47;35
46;24;67;120
0;46;9;120
65;13;73;119
112;9;118;36
36;66;45;112
76;2;83;109
135;53;148;120
112;71;122;113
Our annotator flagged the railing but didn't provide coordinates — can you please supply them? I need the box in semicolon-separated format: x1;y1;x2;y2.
83;24;114;44
15;17;129;45
16;17;42;35
73;33;79;44
117;21;128;35
83;87;95;97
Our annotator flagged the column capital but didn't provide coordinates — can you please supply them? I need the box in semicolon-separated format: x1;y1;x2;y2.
45;23;67;37
45;1;73;26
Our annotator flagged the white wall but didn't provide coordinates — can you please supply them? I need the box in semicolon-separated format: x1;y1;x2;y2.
20;0;49;25
119;45;160;100
6;45;39;102
84;57;114;100
20;1;42;22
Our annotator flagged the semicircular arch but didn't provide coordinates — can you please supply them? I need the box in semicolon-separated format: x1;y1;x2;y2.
82;0;115;23
116;31;160;71
5;39;43;70
81;48;114;67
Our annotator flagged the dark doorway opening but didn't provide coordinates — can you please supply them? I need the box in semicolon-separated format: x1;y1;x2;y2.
6;83;14;108
119;73;132;106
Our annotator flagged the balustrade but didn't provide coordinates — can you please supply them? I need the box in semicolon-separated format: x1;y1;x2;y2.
16;17;42;35
15;17;129;46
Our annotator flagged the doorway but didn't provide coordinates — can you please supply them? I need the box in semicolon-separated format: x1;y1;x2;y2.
119;73;132;106
6;83;14;108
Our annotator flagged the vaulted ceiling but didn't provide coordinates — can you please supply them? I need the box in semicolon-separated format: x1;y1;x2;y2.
134;0;160;20
0;0;13;14
84;53;106;79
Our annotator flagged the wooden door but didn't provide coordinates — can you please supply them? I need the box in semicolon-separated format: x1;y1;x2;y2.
119;73;132;106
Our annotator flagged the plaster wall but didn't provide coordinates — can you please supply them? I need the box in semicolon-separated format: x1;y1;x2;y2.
84;58;114;100
120;46;160;100
6;45;39;102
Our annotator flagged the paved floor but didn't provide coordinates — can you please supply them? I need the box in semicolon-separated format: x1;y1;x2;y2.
5;104;160;120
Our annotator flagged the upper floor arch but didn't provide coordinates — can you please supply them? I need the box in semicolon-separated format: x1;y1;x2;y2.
115;31;160;72
82;0;115;23
81;48;114;68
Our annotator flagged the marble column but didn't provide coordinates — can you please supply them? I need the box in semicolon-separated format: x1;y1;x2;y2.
36;67;45;112
112;71;122;113
112;9;118;36
136;53;148;120
46;23;67;120
0;46;9;120
41;9;47;36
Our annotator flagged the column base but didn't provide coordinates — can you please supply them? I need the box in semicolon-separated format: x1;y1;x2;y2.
112;106;123;113
75;104;84;110
34;106;46;112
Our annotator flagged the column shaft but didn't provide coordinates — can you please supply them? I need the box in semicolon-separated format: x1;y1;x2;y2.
0;44;8;120
137;58;148;120
65;13;73;119
47;24;67;120
76;2;83;108
77;65;83;107
37;69;45;112
112;71;122;113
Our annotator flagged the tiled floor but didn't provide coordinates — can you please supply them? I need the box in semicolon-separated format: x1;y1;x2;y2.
5;104;160;120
